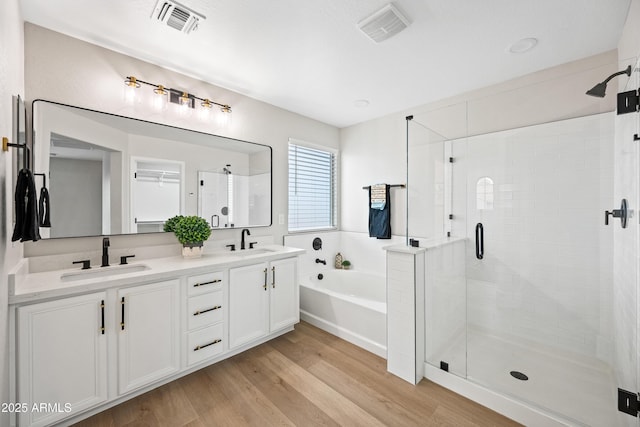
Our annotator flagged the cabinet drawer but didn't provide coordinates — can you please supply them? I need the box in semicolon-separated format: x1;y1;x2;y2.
187;291;223;330
187;323;224;366
187;271;224;296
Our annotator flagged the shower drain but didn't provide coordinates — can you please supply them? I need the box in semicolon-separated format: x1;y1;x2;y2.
510;371;528;381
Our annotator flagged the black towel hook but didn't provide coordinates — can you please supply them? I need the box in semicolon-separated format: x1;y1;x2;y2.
34;173;47;188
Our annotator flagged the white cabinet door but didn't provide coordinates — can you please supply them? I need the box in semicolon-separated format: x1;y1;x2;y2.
269;257;298;331
17;292;108;427
118;280;180;395
229;262;269;349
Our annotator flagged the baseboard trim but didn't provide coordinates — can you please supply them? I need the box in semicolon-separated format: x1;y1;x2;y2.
300;310;387;358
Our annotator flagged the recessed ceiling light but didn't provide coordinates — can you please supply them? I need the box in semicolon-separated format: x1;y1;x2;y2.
507;37;538;54
354;99;370;108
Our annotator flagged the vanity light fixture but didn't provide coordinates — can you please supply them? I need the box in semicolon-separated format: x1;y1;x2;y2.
125;76;141;88
124;76;141;104
123;75;232;115
198;98;213;121
154;85;168;96
179;91;191;106
152;84;168;110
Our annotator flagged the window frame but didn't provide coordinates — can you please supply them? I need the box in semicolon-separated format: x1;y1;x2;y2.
287;138;338;233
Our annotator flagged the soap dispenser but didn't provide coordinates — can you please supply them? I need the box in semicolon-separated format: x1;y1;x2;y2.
334;252;343;269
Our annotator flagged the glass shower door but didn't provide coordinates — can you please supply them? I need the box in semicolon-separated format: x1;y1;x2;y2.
611;59;640;427
456;109;637;425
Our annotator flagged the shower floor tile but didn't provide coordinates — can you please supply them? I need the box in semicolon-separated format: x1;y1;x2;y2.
465;329;623;426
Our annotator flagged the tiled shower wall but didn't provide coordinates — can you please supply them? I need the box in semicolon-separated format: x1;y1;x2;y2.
451;113;615;359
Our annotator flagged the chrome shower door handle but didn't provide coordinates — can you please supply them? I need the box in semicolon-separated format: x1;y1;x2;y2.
475;223;484;260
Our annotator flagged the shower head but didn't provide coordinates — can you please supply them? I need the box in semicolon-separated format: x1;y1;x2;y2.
223;164;232;175
586;65;632;98
585;82;608;98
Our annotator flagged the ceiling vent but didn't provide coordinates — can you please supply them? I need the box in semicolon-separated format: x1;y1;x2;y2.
151;0;205;34
358;4;410;43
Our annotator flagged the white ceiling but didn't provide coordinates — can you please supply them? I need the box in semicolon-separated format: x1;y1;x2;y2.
20;0;632;128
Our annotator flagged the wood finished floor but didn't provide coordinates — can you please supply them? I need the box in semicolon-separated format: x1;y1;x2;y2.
75;322;521;426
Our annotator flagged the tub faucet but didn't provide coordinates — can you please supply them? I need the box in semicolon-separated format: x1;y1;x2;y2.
241;228;251;250
315;258;326;265
101;237;110;267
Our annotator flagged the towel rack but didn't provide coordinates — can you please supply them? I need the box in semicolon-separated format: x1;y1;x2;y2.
34;173;47;188
2;136;30;169
362;184;406;189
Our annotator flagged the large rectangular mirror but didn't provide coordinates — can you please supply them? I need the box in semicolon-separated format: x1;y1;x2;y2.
32;100;272;239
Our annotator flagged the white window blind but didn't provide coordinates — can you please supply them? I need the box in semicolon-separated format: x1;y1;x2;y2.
288;142;336;232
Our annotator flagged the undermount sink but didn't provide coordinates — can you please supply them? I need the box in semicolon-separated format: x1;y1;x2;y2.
234;248;277;257
60;263;150;282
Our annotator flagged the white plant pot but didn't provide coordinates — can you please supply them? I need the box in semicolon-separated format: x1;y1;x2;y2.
182;244;203;258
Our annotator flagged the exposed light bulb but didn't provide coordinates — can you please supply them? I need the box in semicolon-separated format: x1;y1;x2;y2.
199;99;213;121
179;92;191;106
175;92;191;116
217;105;232;126
123;76;140;105
152;85;168;110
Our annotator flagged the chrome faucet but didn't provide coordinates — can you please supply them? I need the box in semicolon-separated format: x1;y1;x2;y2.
101;237;110;267
241;228;251;250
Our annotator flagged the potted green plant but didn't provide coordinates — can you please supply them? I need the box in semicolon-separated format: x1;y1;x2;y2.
341;260;351;270
165;215;211;258
163;215;184;233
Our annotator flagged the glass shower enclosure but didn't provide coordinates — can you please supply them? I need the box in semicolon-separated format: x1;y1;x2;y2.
408;61;639;426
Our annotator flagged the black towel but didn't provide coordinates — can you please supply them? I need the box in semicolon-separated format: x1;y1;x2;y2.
39;186;51;227
368;185;391;239
12;169;41;242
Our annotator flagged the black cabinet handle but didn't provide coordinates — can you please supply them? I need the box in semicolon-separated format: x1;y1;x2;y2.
194;339;222;351
263;268;268;291
193;305;222;316
120;297;125;330
193;279;221;288
100;300;105;335
271;266;276;289
475;223;484;260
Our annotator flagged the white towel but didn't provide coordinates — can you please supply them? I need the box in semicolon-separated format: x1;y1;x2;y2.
370;184;386;210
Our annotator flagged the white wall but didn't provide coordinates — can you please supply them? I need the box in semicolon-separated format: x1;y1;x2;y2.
0;0;24;424
340;50;619;235
23;23;339;257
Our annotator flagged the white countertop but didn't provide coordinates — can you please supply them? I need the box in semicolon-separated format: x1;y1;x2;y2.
9;245;304;305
